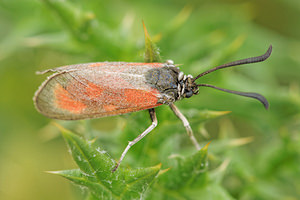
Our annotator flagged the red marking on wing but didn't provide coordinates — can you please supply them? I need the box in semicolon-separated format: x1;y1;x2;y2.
103;104;117;112
82;83;162;116
78;78;162;116
54;84;87;114
124;89;159;107
84;82;104;100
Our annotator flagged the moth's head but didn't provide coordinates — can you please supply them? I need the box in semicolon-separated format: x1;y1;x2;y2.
189;45;273;109
183;76;199;98
177;72;199;99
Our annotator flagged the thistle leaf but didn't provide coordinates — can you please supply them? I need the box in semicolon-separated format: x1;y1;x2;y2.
143;21;161;63
54;126;161;200
164;142;210;189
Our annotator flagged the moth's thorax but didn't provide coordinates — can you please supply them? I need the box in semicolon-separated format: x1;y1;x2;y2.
145;61;199;104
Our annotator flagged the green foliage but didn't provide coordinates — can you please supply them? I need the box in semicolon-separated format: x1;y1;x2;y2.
51;124;161;200
47;94;235;199
53;122;231;200
1;0;300;200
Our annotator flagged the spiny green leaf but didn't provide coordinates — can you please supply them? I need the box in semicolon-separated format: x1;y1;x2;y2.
164;142;210;189
55;124;161;199
50;169;113;199
120;165;162;199
143;21;161;63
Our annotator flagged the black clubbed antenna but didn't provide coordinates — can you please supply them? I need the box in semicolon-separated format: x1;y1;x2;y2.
193;45;272;81
193;45;272;109
197;84;269;109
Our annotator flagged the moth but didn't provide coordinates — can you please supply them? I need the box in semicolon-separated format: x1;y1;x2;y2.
34;45;272;171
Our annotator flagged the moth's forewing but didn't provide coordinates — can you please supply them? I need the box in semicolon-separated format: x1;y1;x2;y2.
34;62;164;120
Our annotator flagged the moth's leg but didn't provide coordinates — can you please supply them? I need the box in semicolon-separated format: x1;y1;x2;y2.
169;103;201;150
112;108;157;172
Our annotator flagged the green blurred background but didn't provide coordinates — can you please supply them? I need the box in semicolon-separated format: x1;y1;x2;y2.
0;0;300;199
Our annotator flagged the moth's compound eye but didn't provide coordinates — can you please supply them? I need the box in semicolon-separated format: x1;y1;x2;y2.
185;90;193;98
